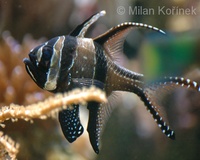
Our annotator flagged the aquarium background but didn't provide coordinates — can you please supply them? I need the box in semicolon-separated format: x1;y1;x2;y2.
1;0;200;159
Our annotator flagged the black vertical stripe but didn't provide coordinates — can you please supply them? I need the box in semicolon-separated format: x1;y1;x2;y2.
54;35;77;92
93;42;107;86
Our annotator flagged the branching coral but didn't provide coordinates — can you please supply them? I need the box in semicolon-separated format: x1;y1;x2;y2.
0;87;107;123
0;87;107;160
0;131;19;160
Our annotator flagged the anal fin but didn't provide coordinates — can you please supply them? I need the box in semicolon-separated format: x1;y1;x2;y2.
87;102;103;154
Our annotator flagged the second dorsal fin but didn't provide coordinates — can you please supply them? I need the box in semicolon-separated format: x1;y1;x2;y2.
70;10;106;37
94;22;165;63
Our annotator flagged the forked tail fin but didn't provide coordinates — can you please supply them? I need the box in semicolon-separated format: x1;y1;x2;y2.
136;76;200;139
135;86;175;139
154;76;200;91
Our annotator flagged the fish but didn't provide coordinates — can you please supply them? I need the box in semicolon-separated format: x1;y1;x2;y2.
23;10;200;154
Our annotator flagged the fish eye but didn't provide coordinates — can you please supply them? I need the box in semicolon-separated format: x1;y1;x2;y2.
39;46;53;69
42;46;52;60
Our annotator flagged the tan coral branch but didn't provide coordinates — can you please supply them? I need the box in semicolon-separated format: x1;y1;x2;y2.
0;87;107;123
0;87;106;160
0;131;19;160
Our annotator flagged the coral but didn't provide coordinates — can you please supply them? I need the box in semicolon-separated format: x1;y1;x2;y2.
0;87;107;123
0;131;19;160
0;87;106;159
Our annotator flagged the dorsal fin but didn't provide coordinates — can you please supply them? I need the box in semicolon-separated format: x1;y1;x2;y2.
93;22;165;63
70;10;106;37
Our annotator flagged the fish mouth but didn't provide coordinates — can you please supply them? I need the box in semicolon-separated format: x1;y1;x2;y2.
23;55;47;89
23;57;34;72
23;53;38;70
23;56;38;82
23;57;31;66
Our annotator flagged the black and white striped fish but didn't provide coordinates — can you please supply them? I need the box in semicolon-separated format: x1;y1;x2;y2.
23;10;200;153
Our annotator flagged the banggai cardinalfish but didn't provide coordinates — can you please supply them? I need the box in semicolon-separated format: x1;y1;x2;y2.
23;10;200;153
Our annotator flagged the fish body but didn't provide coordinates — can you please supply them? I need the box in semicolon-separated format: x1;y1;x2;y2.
23;11;200;153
